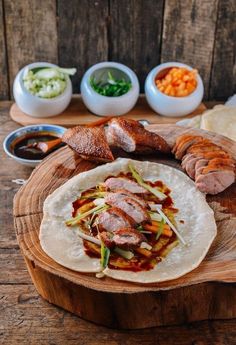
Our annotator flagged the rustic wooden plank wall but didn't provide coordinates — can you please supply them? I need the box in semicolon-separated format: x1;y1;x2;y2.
0;0;235;100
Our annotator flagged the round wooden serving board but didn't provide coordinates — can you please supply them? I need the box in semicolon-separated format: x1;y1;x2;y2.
14;124;236;329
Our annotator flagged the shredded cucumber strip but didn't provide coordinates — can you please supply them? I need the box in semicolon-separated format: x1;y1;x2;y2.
129;164;166;200
114;247;134;259
76;228;101;246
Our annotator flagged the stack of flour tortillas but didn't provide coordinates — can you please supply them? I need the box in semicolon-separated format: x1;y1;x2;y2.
177;95;236;141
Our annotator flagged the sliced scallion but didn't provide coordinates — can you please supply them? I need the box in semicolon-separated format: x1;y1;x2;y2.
66;204;109;226
101;242;110;268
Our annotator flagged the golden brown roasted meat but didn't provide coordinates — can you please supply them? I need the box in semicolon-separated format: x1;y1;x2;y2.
62;126;114;163
106;118;170;153
172;135;204;159
174;134;235;194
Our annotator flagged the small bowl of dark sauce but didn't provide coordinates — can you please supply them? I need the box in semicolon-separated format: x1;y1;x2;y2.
3;124;66;167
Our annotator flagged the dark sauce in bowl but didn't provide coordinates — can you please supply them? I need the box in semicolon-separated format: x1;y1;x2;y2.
12;132;64;160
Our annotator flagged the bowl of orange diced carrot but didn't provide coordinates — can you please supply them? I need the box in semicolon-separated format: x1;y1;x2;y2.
145;62;204;117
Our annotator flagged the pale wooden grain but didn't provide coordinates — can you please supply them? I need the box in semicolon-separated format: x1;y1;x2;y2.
1;101;236;340
4;0;58;97
0;0;9;99
161;0;219;99
9;95;207;127
0;1;236;101
210;0;236;100
57;0;109;93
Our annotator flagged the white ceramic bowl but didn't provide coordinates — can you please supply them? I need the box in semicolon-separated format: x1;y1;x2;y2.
3;124;66;167
145;62;204;117
13;62;72;118
81;62;140;116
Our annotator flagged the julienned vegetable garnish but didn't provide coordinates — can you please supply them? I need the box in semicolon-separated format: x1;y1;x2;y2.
66;204;109;226
128;164;166;200
90;71;131;97
64;164;185;272
23;66;76;99
154;205;186;246
101;242;110;268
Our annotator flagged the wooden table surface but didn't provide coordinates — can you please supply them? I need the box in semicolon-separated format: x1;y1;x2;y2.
1;101;235;344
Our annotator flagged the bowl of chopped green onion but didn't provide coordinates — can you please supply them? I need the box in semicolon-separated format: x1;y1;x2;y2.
13;62;76;118
81;62;139;116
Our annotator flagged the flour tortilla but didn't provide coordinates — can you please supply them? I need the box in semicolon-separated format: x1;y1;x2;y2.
40;158;217;283
200;105;236;141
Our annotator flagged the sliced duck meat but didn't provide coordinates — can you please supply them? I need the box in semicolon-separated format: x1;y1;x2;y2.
104;177;147;194
185;156;200;179
200;151;231;160
206;157;235;168
105;193;149;223
181;153;196;170
173;135;206;159
195;170;235;195
201;161;235;175
97;207;134;232
173;134;204;153
187;142;223;155
100;227;146;250
62;126;114;163
110;189;148;208
195;159;209;179
106;118;170;153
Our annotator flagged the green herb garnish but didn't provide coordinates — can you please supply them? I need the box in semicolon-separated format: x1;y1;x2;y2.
90;72;131;97
101;241;110;268
66;204;109;226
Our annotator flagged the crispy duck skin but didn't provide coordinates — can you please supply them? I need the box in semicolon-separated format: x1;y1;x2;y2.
175;134;235;194
173;134;203;153
186;142;223;154
173;135;206;159
100;227;146;250
201;161;235;175
199;151;231;159
62;126;114;163
106;118;170;153
105;193;150;224
97;207;135;232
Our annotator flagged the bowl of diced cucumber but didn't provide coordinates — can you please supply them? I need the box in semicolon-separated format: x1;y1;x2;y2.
13;62;76;118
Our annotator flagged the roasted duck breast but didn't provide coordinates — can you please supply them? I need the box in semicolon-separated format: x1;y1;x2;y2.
106;118;170;154
100;227;146;250
174;134;235;194
97;207;135;232
62;126;114;162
